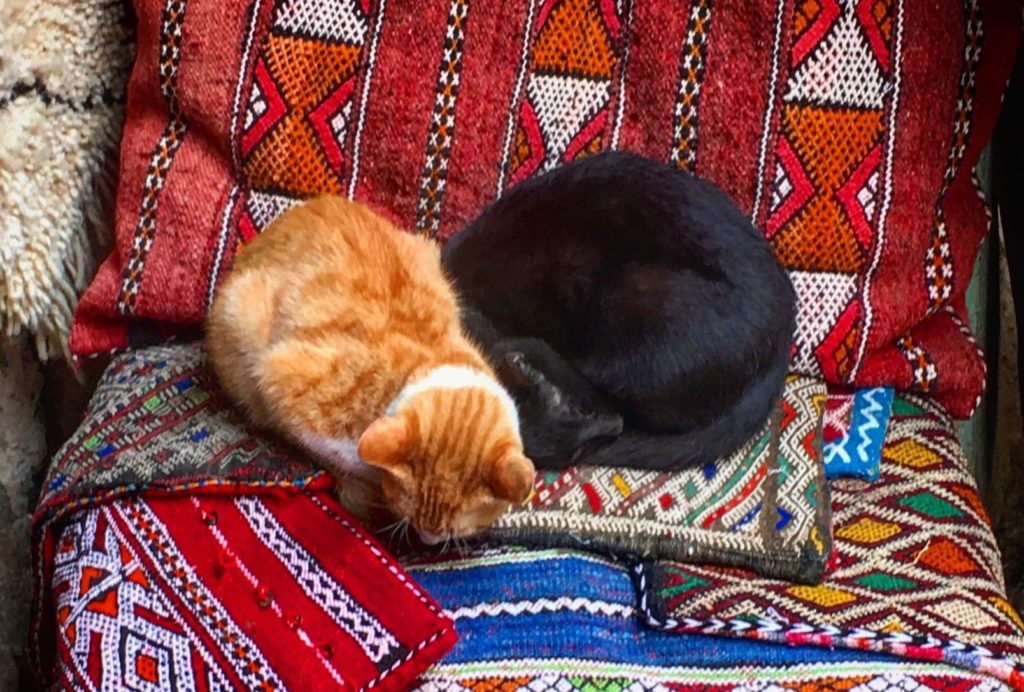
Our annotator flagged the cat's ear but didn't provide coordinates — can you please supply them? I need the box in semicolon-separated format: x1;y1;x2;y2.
490;450;536;504
358;417;411;478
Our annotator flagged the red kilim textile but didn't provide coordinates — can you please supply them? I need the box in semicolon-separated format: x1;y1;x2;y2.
71;0;1019;417
34;490;456;691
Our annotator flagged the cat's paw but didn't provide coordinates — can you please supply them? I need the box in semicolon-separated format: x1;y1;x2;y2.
497;351;542;391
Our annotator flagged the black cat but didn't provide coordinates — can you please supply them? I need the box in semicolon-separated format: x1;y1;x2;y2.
442;151;796;471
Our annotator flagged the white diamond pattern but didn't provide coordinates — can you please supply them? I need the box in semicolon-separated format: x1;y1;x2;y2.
274;0;368;44
526;72;610;171
784;10;888;109
789;271;859;375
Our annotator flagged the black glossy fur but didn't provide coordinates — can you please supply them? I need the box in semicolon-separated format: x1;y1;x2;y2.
443;151;796;471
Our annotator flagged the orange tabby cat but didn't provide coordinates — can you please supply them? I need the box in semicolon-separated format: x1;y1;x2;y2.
206;195;535;544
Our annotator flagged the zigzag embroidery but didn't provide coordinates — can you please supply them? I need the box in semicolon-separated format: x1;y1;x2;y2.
446;597;634;621
824;428;853;466
825;438;852;465
856;386;888;462
853;387;888;462
825;388;893;473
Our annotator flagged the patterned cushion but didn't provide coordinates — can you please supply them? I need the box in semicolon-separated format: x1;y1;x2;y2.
407;546;1006;691
36;343;831;582
32;343;457;689
34;491;456;690
823;386;894;481
71;0;1019;417
637;396;1024;689
33;344;1024;688
486;376;832;583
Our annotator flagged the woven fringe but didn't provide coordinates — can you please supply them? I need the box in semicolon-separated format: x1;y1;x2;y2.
0;0;132;363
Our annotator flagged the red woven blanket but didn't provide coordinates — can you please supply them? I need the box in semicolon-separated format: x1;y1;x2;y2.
35;488;455;690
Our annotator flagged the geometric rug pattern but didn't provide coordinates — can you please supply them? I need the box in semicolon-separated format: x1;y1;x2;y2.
240;0;373;197
487;376;832;583
30;352;1024;687
640;396;1024;689
421;665;1008;691
499;0;629;191
36;491;456;690
407;546;1010;691
760;0;897;383
823;386;894;481
35;343;322;521
210;0;382;307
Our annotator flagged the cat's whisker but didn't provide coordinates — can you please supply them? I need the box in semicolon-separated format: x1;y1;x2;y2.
384;520;404;543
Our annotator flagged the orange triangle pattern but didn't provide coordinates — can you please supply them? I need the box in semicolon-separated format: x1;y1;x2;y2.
243;36;364;196
530;0;615;79
505;0;623;186
772;105;883;274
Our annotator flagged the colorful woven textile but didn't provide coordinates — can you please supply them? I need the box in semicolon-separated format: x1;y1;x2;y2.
35;491;455;690
31;343;458;689
823;386;894;481
35;342;323;522
47;343;830;584
638;396;1024;690
407;546;1003;691
487;376;832;583
71;0;1019;418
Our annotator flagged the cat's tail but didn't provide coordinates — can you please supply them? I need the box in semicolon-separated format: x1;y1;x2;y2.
575;418;755;472
567;365;786;473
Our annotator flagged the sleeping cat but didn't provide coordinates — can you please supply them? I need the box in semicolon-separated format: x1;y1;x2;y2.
443;151;796;471
206;196;535;545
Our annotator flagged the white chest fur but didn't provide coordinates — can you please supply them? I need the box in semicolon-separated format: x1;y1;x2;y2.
294;432;366;478
292;365;520;475
385;364;521;441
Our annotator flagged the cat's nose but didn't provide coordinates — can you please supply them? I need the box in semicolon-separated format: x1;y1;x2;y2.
417;529;444;546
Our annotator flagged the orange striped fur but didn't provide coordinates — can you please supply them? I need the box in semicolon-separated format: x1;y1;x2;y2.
207;196;533;543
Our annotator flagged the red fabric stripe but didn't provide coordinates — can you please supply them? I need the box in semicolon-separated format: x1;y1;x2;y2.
69;0;167;357
106;499;250;689
93;509;108;553
583;483;602;513
191;647;212;692
614;3;689;160
133;603;187;636
699;0;786;213
140;494;305;690
134;1;251;323
863;7;961;357
87;630;103;686
350;0;451;223
280;492;453;651
437;1;533;241
190;494;370;688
